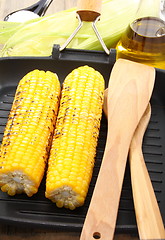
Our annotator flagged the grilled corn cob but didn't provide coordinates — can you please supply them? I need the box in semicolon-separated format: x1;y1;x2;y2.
45;65;105;210
0;69;60;197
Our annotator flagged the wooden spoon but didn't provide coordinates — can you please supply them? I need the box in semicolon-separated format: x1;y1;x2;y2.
104;91;165;239
129;104;165;239
80;59;155;240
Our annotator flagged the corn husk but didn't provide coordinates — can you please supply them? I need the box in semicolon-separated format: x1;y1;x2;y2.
0;0;140;57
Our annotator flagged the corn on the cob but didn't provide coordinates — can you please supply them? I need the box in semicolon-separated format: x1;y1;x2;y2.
45;65;105;210
0;69;60;197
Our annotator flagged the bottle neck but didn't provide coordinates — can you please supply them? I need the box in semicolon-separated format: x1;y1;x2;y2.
135;0;162;20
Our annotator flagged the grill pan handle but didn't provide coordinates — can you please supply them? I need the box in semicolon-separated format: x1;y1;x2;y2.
59;0;110;54
77;0;102;21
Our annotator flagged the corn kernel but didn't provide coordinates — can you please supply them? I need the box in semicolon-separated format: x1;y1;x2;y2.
45;66;104;210
0;69;61;197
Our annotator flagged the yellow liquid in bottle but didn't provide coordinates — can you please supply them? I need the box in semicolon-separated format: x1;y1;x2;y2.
116;17;165;70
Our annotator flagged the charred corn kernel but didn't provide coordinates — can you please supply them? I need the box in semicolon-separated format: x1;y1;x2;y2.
0;69;60;197
45;65;105;210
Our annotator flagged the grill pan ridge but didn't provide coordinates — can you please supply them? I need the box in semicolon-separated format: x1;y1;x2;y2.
0;47;164;233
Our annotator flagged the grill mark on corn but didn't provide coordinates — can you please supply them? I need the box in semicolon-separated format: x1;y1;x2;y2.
0;69;61;197
45;65;105;210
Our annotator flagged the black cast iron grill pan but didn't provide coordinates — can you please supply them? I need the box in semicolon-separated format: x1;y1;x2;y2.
0;46;164;234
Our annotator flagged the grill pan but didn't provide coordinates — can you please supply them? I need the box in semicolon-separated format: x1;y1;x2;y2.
0;46;164;233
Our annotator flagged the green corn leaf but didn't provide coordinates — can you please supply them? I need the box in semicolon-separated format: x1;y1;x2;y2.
0;0;140;57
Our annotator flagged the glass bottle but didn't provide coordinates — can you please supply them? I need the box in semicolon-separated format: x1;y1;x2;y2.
116;0;165;70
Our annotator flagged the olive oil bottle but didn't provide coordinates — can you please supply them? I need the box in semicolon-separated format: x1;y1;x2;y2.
116;0;165;70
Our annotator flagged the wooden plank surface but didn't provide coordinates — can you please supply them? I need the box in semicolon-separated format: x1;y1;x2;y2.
0;1;139;239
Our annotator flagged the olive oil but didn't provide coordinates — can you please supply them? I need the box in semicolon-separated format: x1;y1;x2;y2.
116;17;165;69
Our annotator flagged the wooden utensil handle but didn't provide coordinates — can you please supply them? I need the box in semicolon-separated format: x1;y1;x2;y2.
80;59;155;240
130;135;165;239
80;138;132;240
77;0;102;21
